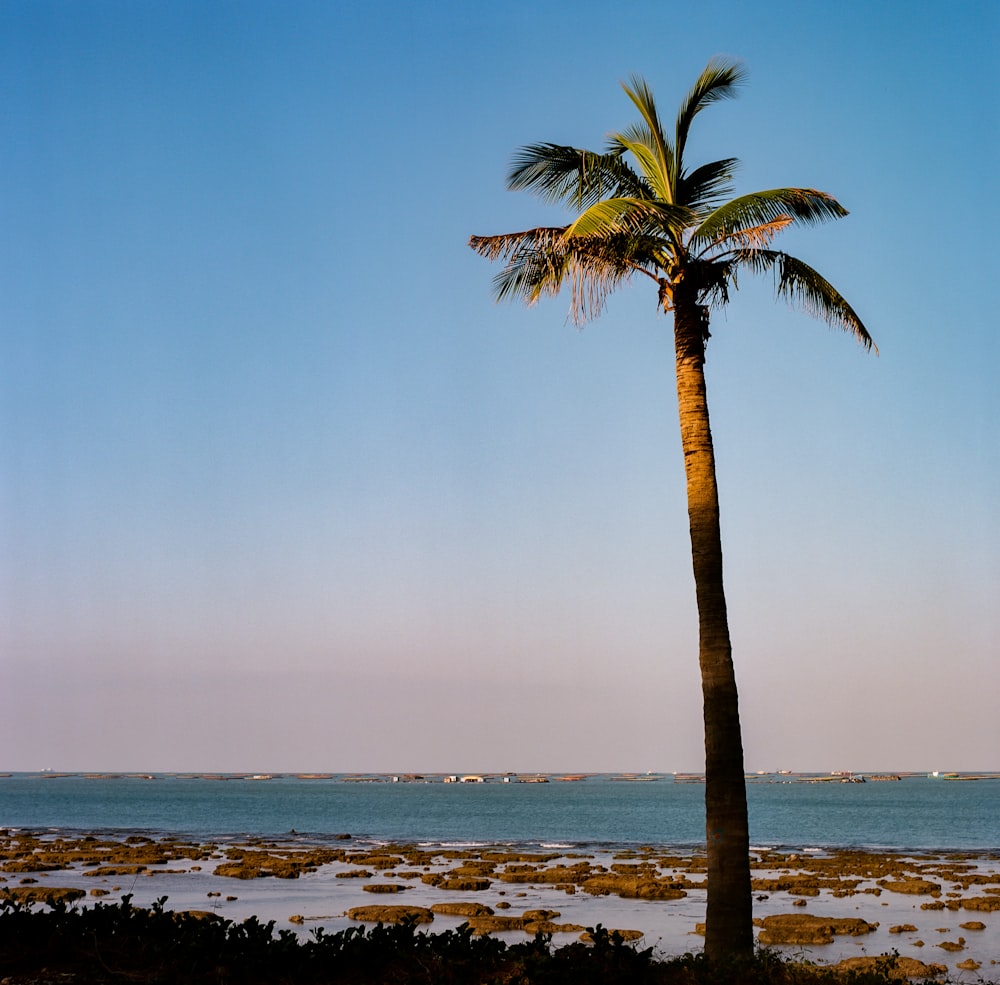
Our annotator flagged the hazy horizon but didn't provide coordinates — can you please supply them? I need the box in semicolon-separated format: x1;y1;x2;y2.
2;1;997;774
6;768;995;776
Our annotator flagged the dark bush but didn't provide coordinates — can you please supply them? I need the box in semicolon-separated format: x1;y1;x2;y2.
0;897;947;984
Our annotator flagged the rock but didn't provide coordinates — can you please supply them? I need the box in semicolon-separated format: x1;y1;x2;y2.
756;914;877;945
962;895;1000;911
526;920;586;934
449;862;496;876
2;886;85;904
889;923;917;933
362;882;408;893
522;909;560;921
214;863;264;879
89;888;110;896
937;938;965;952
347;905;433;924
289;914;304;924
0;858;65;873
832;956;947;979
336;869;373;879
439;877;491;891
959;920;986;930
751;876;822;893
581;874;686;899
956;959;981;971
465;914;526;934
579;928;644;943
499;865;590;884
880;879;941;895
430;902;493;917
357;854;402;869
214;851;315;879
83;865;146;877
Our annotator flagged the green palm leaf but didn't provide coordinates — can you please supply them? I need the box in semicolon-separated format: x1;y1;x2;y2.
678;158;739;211
507;144;646;208
611;131;673;202
675;58;746;163
736;249;875;350
620;76;675;200
691;188;849;254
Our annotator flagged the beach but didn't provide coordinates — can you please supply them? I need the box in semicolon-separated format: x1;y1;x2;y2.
3;830;998;979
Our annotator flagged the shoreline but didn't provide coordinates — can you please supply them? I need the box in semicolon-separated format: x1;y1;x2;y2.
2;829;998;978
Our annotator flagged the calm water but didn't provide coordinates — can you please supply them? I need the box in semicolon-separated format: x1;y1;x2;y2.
2;773;997;851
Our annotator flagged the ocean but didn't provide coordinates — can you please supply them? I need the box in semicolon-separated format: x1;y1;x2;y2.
2;772;998;851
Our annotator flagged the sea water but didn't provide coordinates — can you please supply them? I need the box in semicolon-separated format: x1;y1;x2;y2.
2;773;997;851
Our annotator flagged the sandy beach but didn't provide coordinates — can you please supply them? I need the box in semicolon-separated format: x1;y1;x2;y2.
2;830;998;979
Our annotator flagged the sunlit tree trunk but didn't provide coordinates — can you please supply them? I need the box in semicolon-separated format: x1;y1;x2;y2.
672;288;753;960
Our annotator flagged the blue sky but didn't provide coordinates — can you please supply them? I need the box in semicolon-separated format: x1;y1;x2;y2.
2;0;997;773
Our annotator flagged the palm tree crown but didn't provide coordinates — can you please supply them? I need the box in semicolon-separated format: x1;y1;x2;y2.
470;58;874;352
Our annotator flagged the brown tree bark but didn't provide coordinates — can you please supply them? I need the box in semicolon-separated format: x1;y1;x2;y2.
672;290;753;960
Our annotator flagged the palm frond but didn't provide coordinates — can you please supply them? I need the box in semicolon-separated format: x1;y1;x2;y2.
468;227;644;324
675;57;746;164
609;130;671;201
506;144;647;209
620;76;675;201
564;198;651;238
677;157;739;211
696;216;794;256
690;188;849;254
735;249;875;350
566;197;696;244
469;227;568;263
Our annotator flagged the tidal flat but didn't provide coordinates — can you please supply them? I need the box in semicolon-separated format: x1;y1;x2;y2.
2;830;998;978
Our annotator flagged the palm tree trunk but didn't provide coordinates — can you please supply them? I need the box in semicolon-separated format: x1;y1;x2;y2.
672;292;753;960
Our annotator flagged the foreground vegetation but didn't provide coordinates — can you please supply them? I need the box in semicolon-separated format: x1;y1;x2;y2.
0;897;975;985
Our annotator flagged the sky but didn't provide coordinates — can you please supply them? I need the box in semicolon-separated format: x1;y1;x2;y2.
1;0;997;774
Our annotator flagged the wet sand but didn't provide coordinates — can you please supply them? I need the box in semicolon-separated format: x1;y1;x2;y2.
2;830;998;978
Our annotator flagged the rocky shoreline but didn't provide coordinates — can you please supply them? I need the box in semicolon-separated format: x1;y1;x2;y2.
2;830;998;979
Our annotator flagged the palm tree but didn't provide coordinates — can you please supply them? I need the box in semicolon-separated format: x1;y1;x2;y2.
469;58;873;960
